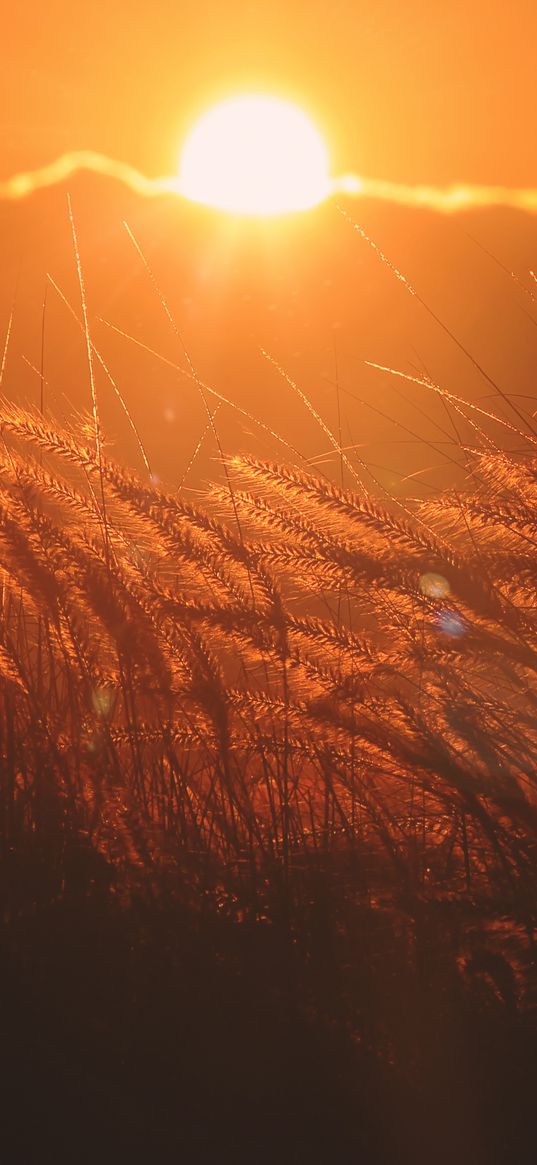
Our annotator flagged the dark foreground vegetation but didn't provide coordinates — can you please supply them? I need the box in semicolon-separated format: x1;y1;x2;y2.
0;403;535;1161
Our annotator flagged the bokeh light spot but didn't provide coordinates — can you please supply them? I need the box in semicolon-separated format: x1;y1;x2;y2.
91;686;114;719
437;611;465;638
419;572;450;599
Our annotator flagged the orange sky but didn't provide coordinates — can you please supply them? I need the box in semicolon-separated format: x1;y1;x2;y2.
1;3;537;494
4;1;537;185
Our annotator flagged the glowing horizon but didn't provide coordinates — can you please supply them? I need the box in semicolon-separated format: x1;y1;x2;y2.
1;148;537;216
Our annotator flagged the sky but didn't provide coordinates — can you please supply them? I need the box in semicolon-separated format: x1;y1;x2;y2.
4;2;537;184
1;2;536;491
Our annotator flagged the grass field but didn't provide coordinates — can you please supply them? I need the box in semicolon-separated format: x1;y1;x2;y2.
0;386;535;1161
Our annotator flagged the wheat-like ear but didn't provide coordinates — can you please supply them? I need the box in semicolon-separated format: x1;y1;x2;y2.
11;451;102;524
232;455;526;635
286;614;384;669
420;495;537;551
0;400;102;473
475;451;537;501
0;503;67;622
211;483;334;545
0;408;534;887
228;454;445;556
0;640;28;693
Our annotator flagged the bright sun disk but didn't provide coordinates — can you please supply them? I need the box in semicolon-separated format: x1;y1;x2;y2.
178;96;331;215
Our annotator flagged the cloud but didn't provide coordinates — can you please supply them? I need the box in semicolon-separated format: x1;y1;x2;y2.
2;150;537;215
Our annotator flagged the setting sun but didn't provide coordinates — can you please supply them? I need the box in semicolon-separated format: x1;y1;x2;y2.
3;7;537;1161
177;95;331;214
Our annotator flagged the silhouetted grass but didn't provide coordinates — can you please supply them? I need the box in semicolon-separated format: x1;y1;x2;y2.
0;402;535;1161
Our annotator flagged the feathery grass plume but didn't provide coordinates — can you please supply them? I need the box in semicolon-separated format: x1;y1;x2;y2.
0;403;252;612
0;640;28;693
227;454;448;555
0;406;534;907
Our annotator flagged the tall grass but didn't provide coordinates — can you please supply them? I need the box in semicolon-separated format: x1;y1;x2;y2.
0;394;535;1165
0;400;535;926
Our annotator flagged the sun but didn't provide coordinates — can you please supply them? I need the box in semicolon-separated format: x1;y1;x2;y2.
177;95;331;215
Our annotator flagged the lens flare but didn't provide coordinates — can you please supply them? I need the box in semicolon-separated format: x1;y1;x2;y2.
436;611;466;638
419;572;450;599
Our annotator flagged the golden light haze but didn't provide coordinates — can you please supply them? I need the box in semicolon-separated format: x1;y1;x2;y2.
1;1;536;497
3;2;536;189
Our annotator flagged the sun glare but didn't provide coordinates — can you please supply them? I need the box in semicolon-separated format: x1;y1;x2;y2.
177;95;331;215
